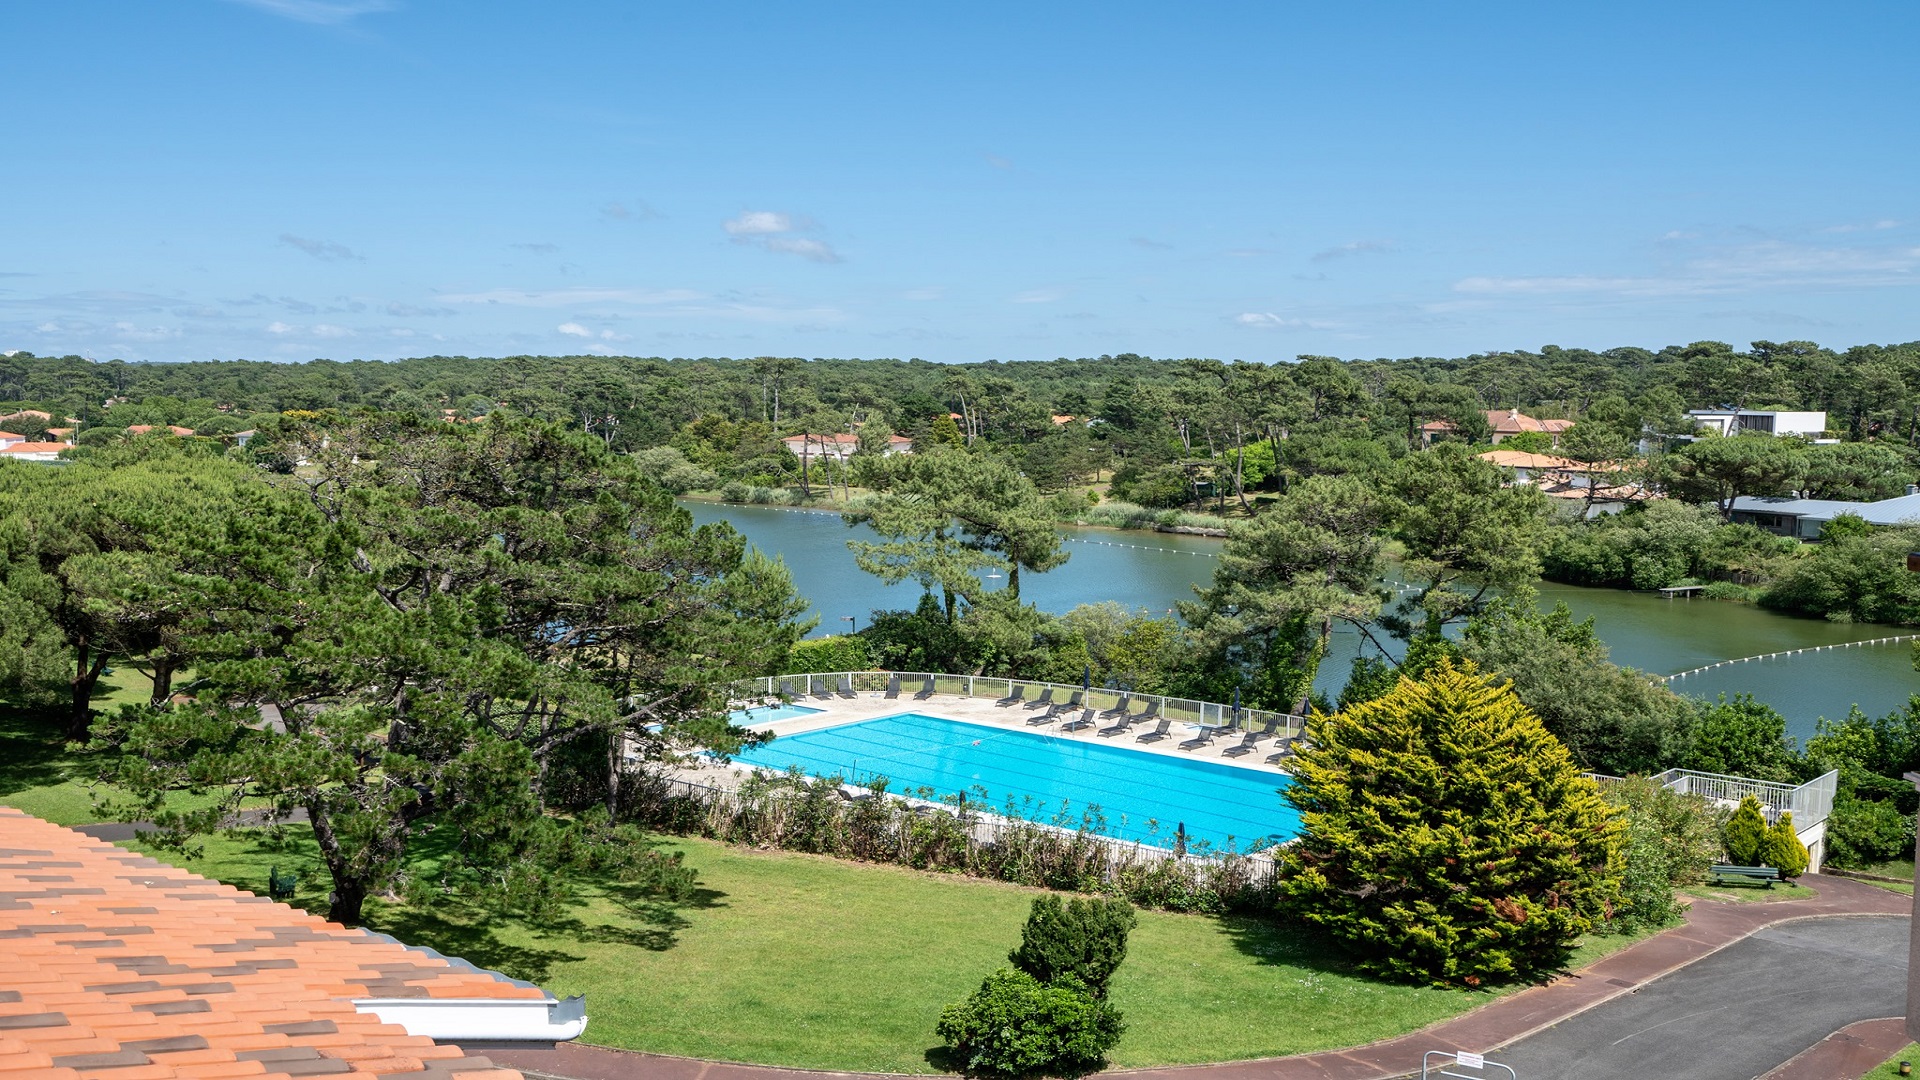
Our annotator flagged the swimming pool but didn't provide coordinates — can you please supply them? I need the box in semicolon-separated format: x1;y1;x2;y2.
731;712;1298;852
730;702;826;724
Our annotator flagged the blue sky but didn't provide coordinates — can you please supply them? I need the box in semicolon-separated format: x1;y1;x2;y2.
3;1;1916;364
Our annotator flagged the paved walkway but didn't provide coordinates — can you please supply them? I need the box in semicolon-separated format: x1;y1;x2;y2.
470;873;1910;1080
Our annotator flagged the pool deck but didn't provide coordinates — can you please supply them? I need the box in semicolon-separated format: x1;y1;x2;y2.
729;688;1296;777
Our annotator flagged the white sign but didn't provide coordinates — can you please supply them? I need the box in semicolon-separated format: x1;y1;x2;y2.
1456;1051;1486;1069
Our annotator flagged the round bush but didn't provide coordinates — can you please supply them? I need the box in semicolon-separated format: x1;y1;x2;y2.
935;969;1124;1076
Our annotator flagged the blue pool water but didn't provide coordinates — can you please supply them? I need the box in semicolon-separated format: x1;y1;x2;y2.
731;703;826;724
731;712;1298;852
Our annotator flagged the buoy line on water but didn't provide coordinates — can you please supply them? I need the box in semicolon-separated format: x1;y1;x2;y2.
1662;633;1920;682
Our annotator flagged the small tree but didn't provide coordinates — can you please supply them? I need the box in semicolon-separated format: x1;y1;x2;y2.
1008;895;1138;998
1277;660;1624;987
1760;811;1811;879
1723;794;1769;866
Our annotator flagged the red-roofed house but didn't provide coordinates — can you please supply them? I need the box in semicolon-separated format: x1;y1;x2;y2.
0;429;24;449
0;441;72;462
1484;409;1572;446
781;432;914;463
126;424;197;437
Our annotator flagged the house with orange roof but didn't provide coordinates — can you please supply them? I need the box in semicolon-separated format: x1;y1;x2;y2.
0;441;73;463
0;429;25;449
781;432;913;463
0;806;584;1078
1483;408;1572;446
126;424;197;437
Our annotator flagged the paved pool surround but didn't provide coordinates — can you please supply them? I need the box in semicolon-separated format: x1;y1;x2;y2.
715;689;1297;851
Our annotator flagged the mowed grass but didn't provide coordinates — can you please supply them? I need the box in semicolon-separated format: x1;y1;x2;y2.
0;674;217;827
127;828;1659;1074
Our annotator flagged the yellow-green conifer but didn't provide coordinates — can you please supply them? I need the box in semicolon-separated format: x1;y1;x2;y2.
1277;660;1624;987
1723;793;1768;865
1760;811;1810;879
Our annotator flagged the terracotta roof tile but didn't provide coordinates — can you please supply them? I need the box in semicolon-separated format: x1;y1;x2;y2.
0;810;529;1079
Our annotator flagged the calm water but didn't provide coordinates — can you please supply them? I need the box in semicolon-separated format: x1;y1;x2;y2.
687;502;1917;740
729;711;1299;851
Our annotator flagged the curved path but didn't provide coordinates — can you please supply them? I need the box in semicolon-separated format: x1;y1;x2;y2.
470;874;1909;1080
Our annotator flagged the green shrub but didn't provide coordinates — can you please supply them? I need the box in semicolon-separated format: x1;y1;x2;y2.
935;969;1124;1076
1825;795;1915;868
1701;581;1757;602
1723;794;1769;865
785;635;872;675
1761;811;1810;879
1601;776;1719;931
1007;895;1138;997
1277;661;1624;987
720;480;750;502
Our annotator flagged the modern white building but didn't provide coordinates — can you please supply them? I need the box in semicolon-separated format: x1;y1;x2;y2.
1730;487;1920;539
1684;408;1828;439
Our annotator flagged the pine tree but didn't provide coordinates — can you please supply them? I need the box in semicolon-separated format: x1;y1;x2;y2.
1277;660;1624;987
1723;794;1769;866
1760;811;1810;878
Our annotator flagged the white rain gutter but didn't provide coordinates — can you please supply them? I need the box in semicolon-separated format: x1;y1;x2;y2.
352;995;587;1042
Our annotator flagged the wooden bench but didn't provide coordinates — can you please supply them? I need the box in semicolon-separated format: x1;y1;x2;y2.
1708;864;1780;888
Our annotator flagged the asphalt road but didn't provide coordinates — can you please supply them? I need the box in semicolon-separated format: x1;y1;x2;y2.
1490;916;1908;1080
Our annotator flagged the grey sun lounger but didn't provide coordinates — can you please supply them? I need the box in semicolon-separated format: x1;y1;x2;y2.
1221;729;1261;758
1135;716;1173;743
884;673;901;699
1100;692;1133;717
778;677;803;700
1096;713;1135;738
1023;687;1057;710
995;684;1029;707
837;674;856;698
1059;708;1096;733
1026;705;1059;727
812;677;835;700
1178;726;1220;752
913;675;938;700
1265;734;1301;765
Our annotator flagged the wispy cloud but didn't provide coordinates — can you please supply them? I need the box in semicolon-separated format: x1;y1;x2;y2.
1821;219;1902;234
983;153;1014;170
1235;312;1336;330
440;285;841;324
722;211;842;263
441;287;705;307
279;233;362;261
225;0;394;25
602;200;661;222
1130;237;1173;251
556;322;591;337
510;242;560;254
1454;239;1920;298
1311;239;1393;263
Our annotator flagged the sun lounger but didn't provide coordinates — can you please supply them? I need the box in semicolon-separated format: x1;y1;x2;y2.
995;683;1029;707
1096;713;1135;738
1100;692;1133;717
778;677;802;700
1265;734;1300;765
836;674;856;699
1059;708;1096;733
884;673;901;699
1026;706;1058;727
913;675;937;700
811;677;835;700
1178;726;1220;752
1023;687;1057;710
1135;717;1173;743
1221;729;1261;758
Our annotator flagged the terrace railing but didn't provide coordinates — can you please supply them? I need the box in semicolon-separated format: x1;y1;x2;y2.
1591;767;1838;826
728;670;1307;741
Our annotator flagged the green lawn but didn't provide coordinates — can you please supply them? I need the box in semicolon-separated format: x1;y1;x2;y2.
120;827;1659;1073
3;699;1664;1074
0;670;214;826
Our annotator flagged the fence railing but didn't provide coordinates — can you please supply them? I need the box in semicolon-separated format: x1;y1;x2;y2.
1634;767;1838;826
728;670;1306;740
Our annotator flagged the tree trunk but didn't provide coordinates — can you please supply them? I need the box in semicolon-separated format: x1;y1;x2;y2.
148;656;176;709
1007;563;1020;600
67;640;109;741
605;728;623;819
307;801;370;926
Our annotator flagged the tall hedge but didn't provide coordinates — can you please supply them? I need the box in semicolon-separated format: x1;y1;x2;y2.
1277;661;1624;987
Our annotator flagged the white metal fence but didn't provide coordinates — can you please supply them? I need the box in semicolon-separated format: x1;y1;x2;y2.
1587;767;1838;826
728;670;1307;740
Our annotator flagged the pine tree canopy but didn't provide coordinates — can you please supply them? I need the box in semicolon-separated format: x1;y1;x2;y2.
1277;660;1624;987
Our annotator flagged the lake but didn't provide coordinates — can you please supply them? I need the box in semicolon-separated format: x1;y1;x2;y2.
686;501;1917;740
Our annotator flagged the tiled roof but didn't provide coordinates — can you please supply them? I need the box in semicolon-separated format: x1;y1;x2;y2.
0;808;531;1079
0;443;72;454
1479;449;1577;470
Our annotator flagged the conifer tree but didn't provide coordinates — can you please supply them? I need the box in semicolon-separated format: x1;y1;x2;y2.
1277;660;1624;987
1760;811;1810;879
1723;794;1769;865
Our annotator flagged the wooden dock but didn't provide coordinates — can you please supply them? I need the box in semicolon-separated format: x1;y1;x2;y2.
1658;584;1706;598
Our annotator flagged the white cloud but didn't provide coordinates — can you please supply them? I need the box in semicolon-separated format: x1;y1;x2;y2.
225;0;393;24
722;211;842;262
266;321;296;334
1235;312;1337;330
311;323;351;338
1822;219;1903;234
1454;240;1920;299
724;211;793;236
1454;276;1661;295
557;322;592;337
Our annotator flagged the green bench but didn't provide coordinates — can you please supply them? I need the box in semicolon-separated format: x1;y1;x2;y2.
1708;864;1781;888
267;866;299;902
